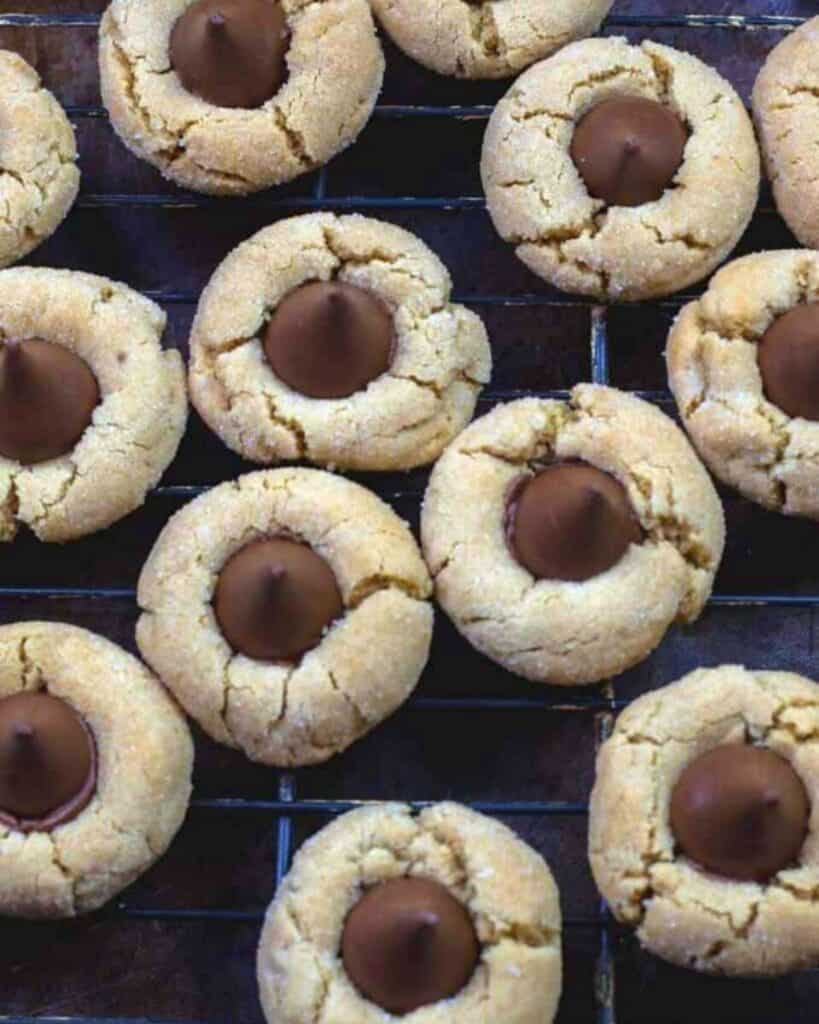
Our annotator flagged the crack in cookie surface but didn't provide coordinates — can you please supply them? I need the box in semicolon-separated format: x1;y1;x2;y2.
591;666;819;975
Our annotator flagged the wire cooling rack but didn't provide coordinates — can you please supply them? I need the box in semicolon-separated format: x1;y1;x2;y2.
0;7;817;1024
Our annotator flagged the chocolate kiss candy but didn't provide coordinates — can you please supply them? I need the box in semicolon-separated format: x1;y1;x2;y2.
170;0;290;109
758;302;819;421
213;537;343;661
506;461;643;581
570;96;688;207
670;745;810;882
263;281;394;400
0;691;97;832
0;338;99;465
341;877;480;1014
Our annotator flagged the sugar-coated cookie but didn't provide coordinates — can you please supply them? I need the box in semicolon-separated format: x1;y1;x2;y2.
421;386;725;686
591;666;819;976
0;51;79;268
668;250;819;521
0;622;193;919
189;213;491;471
372;0;612;79
257;802;562;1023
0;268;186;543
482;38;759;301
137;468;433;766
754;17;819;250
99;0;384;195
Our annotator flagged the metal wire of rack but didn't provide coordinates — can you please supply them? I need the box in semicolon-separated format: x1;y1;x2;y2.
0;8;813;1024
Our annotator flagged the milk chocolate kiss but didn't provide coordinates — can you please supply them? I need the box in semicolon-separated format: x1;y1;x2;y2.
670;745;810;882
758;302;819;421
506;462;643;581
0;338;99;465
0;691;97;832
263;281;394;399
170;0;289;109
341;878;480;1015
213;537;343;661
570;97;688;207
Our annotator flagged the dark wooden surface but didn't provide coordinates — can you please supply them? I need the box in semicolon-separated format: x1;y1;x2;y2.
1;3;818;1023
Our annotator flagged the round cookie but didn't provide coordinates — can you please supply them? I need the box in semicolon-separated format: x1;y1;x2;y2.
99;0;384;196
136;468;434;766
590;665;819;976
0;622;193;919
481;37;760;301
667;250;819;521
257;802;562;1024
753;17;819;250
0;51;79;268
421;385;725;686
0;268;187;543
188;213;491;471
371;0;612;80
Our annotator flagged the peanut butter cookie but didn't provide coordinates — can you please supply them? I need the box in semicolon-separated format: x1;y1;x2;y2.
137;468;434;767
668;250;819;520
591;665;819;976
99;0;385;196
0;268;186;543
482;37;760;301
421;386;725;686
258;802;562;1023
371;0;612;79
754;17;819;250
0;51;79;268
189;213;491;471
0;622;193;919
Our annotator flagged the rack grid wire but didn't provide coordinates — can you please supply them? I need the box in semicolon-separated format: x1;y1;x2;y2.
0;7;813;1024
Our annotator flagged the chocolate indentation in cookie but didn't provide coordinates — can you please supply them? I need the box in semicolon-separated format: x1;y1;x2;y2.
506;461;643;582
670;744;810;882
758;302;819;421
0;691;97;832
170;0;290;109
214;537;343;661
0;338;100;465
263;281;394;399
570;97;688;207
341;877;480;1014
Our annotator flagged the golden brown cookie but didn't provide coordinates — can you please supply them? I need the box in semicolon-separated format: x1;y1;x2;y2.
137;468;434;766
753;17;819;249
421;386;725;686
99;0;385;196
0;51;79;268
257;802;562;1023
590;665;819;976
667;250;819;520
371;0;613;79
0;268;187;543
189;213;491;471
0;622;193;920
482;37;760;301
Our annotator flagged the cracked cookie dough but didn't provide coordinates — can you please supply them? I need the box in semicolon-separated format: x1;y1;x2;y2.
667;250;819;520
0;622;193;920
0;50;79;268
371;0;612;80
421;385;725;686
99;0;385;196
753;17;819;250
590;665;819;976
481;37;760;301
136;468;434;766
0;268;187;543
189;213;491;471
258;802;562;1023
